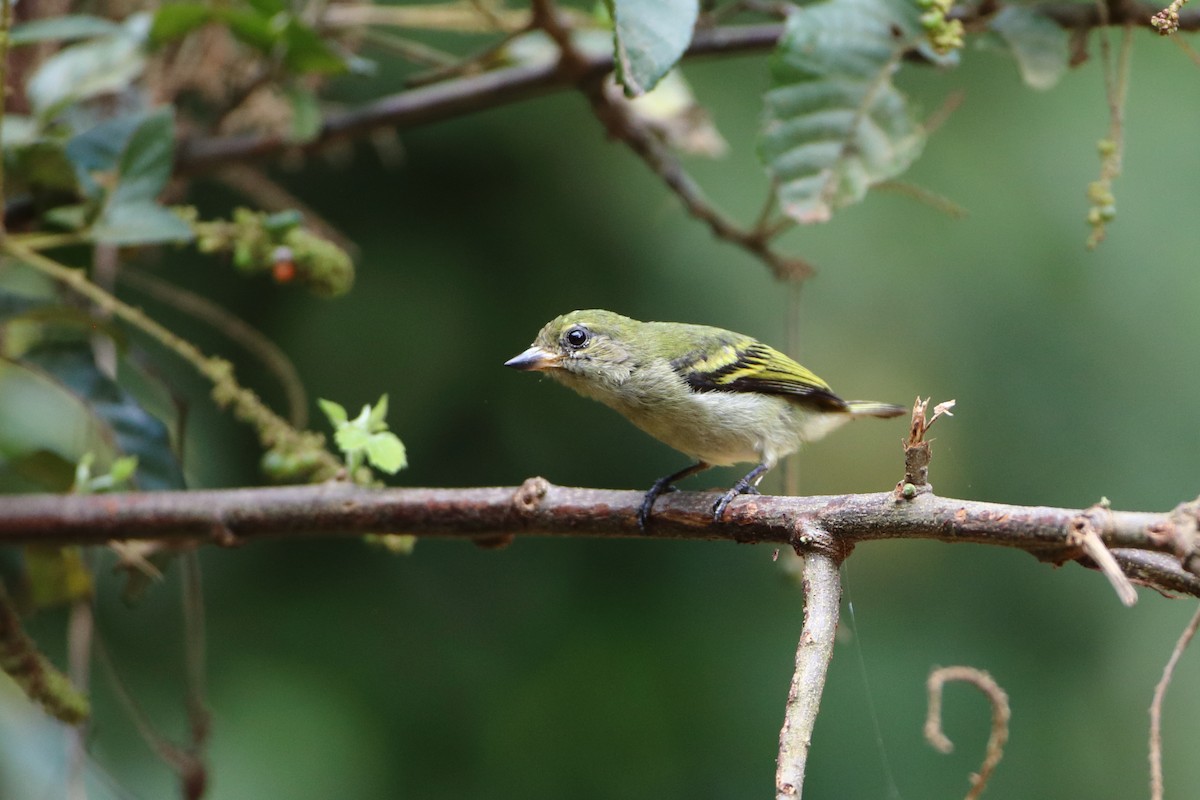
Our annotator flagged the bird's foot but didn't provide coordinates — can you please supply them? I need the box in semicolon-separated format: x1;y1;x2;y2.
711;468;766;521
711;486;755;521
637;481;678;532
638;461;711;532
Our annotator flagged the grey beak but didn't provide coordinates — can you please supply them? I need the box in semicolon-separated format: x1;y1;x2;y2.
504;345;559;371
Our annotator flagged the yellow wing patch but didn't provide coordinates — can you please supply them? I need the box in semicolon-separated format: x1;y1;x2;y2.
671;339;846;409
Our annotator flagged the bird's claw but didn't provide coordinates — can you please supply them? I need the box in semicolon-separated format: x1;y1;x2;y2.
637;484;676;532
711;483;760;521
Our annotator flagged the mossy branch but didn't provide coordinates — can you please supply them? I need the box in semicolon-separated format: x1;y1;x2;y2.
2;241;342;481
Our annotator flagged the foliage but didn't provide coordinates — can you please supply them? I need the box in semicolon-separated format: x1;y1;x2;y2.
319;395;408;479
0;0;1193;798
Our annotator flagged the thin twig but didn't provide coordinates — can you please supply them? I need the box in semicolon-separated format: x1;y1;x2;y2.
1069;501;1139;606
584;79;814;278
406;21;535;88
925;666;1011;800
119;265;310;428
95;637;206;797
180;552;210;800
320;2;533;33
4;240;341;477
214;166;358;254
775;545;842;798
528;1;816;279
1149;604;1200;800
66;599;95;800
359;29;460;68
174;25;788;175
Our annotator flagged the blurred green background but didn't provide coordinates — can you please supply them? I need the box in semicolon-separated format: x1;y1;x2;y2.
5;25;1200;800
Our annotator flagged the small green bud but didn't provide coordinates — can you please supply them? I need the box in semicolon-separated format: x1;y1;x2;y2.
920;10;943;29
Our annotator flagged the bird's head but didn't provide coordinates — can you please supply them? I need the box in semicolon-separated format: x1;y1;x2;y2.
504;310;641;390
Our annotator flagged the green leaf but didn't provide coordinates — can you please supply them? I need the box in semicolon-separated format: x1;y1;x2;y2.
92;109;194;245
26;13;150;119
285;85;323;143
221;8;278;52
608;0;698;96
5;139;80;196
111;107;175;206
24;546;93;608
759;0;926;224
367;394;389;432
107;455;140;485
987;7;1069;91
148;3;215;44
20;343;185;491
364;433;406;474
93;201;193;245
65;111;149;198
281;18;349;75
11;15;121;45
0;358;112;470
334;425;370;453
318;397;348;426
245;0;287;16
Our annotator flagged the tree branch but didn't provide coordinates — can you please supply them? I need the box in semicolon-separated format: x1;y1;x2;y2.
175;2;1200;176
1;480;1194;592
174;24;784;175
775;547;841;799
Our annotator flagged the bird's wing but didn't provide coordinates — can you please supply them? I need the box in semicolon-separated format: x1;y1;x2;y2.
669;338;847;410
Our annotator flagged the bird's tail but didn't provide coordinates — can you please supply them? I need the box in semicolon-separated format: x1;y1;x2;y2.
845;401;907;419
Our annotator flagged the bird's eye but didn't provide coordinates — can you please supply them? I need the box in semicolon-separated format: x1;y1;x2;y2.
564;325;591;350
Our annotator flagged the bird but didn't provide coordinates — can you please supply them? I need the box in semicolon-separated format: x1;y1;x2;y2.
504;309;905;529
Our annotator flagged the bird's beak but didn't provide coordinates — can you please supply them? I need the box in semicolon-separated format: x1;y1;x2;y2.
504;345;560;371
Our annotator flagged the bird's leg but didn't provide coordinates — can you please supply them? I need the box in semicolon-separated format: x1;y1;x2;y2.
639;461;711;531
712;462;771;521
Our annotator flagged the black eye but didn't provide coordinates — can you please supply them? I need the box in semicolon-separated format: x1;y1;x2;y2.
564;325;591;350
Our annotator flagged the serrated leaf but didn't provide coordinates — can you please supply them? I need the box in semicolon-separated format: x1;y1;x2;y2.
318;397;348;426
759;0;926;224
11;15;121;46
364;433;406;474
334;425;370;453
609;0;698;96
988;7;1069;90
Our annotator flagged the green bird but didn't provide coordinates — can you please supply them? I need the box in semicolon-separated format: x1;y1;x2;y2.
505;310;905;529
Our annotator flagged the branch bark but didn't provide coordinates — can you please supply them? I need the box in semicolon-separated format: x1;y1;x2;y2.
1;480;1195;594
776;548;841;799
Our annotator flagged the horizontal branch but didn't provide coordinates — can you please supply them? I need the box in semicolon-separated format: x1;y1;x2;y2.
2;480;1196;595
175;24;783;174
175;4;1200;175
